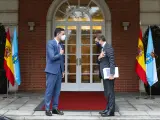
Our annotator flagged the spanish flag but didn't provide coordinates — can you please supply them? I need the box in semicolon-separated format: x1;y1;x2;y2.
4;29;15;86
135;29;148;85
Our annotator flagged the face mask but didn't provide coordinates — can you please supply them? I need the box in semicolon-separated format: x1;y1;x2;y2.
96;42;100;46
61;35;66;41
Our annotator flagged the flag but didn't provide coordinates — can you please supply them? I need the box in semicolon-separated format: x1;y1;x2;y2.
12;28;21;85
146;27;158;86
135;28;148;85
4;29;15;86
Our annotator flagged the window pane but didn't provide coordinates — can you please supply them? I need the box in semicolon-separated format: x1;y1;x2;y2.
81;26;90;34
93;65;99;74
68;26;76;35
68;55;76;64
81;46;90;54
56;26;65;29
80;0;91;6
92;26;102;34
68;35;76;44
68;65;76;73
81;75;90;83
93;55;99;64
81;35;90;44
89;2;104;21
68;45;76;54
58;2;69;13
82;65;90;74
93;45;101;54
68;11;90;21
68;75;76;83
55;11;66;21
93;75;101;83
81;55;90;64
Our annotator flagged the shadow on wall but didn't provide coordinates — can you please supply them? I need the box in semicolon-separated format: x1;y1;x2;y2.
143;25;160;95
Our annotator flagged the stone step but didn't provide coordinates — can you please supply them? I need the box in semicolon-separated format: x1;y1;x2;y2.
4;115;160;120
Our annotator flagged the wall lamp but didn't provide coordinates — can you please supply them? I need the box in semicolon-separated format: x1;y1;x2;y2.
122;22;130;30
28;22;35;31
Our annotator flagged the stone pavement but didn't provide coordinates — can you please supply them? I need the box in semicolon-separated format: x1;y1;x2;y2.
0;92;160;120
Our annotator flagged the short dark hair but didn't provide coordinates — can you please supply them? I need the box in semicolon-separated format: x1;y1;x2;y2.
96;35;106;42
54;28;65;37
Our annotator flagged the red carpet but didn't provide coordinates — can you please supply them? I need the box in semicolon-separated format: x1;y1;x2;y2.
40;92;107;110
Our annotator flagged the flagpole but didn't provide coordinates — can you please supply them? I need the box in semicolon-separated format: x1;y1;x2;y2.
150;86;151;99
149;86;154;99
6;79;8;98
14;83;16;98
14;83;18;98
14;89;17;98
15;88;16;98
144;86;155;99
136;78;142;99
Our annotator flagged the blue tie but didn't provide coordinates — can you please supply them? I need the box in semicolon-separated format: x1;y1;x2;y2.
58;43;61;53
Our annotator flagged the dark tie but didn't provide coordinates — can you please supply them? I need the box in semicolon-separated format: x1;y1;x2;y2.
57;43;61;53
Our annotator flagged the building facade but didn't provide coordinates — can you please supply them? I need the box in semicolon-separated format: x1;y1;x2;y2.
0;0;158;92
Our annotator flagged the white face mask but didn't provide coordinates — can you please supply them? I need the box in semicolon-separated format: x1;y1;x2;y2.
61;35;66;41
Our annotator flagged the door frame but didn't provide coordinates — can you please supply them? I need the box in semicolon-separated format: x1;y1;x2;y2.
46;0;112;91
55;22;105;91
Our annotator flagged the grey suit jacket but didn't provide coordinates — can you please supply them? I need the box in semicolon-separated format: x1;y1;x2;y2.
99;43;115;79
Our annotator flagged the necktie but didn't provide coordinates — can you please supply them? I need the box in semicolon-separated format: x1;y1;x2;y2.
58;43;61;53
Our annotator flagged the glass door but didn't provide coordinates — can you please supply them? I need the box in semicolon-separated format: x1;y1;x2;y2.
57;23;104;91
78;25;103;91
61;25;79;91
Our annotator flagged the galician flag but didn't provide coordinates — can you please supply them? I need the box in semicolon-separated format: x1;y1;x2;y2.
146;27;158;86
12;28;21;85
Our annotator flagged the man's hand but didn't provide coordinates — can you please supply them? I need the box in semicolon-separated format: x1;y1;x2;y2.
62;72;65;78
98;51;105;60
60;49;64;55
109;75;114;80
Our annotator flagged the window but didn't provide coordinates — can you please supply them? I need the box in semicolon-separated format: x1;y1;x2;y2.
55;0;104;22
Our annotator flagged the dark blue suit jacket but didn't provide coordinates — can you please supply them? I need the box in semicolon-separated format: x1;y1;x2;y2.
45;39;64;74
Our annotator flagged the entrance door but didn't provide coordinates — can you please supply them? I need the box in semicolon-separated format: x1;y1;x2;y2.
53;0;108;91
56;23;104;91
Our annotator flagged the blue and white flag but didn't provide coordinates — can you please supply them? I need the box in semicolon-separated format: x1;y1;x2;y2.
146;27;158;86
12;28;21;85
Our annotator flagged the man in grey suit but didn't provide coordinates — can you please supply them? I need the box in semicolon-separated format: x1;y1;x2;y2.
45;28;65;116
95;35;115;117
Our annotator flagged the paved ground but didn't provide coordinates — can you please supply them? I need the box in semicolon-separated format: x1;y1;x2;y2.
0;92;160;120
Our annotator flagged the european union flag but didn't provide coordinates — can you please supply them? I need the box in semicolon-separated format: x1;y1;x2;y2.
146;27;158;86
12;28;21;85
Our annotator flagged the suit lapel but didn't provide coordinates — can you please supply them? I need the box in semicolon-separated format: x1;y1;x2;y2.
52;39;60;53
103;43;108;49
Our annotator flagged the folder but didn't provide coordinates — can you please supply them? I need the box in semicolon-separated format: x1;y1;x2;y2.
103;67;119;79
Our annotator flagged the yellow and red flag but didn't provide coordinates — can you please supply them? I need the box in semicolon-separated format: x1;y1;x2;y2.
4;29;15;86
135;29;148;85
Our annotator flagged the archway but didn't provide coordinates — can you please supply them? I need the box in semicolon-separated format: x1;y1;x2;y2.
46;0;112;91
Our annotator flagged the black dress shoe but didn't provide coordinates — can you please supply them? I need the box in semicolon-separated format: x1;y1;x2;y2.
45;110;52;116
99;109;108;114
52;109;64;115
101;110;115;117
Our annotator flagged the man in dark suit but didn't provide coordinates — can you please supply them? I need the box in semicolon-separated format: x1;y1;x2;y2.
45;28;66;116
95;35;115;117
